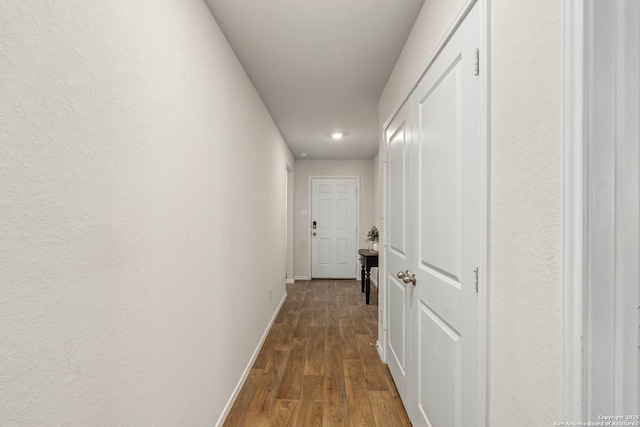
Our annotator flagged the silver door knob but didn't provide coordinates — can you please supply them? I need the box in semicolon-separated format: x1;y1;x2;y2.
403;274;417;286
397;270;409;279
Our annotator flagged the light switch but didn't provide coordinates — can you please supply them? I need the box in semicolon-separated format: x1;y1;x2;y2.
301;210;307;217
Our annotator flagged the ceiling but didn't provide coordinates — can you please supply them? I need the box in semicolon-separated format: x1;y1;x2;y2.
205;0;425;159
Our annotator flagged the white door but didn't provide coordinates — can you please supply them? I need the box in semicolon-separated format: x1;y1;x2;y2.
410;5;482;426
385;101;413;404
310;178;358;278
385;5;484;426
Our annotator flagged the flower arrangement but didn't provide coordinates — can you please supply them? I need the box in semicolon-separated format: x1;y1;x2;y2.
367;226;379;243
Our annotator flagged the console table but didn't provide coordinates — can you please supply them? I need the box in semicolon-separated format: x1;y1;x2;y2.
358;249;379;305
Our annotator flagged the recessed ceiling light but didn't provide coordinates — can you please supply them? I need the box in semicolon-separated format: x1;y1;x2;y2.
300;153;307;157
331;132;344;140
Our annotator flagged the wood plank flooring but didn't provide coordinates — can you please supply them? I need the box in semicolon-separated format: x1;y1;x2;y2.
223;280;411;427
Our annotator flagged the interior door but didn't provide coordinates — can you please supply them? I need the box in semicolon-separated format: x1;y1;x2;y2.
385;102;413;404
310;178;358;278
410;5;482;426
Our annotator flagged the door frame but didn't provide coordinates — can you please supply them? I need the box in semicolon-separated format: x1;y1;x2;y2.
308;175;360;279
380;0;490;424
563;0;640;418
286;164;295;284
563;0;587;417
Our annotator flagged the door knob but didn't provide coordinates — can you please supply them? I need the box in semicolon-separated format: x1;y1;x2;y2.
312;232;317;236
403;274;417;286
397;270;409;279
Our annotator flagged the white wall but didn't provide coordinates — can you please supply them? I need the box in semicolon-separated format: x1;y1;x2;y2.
293;159;375;279
0;1;293;426
490;0;562;424
378;0;563;424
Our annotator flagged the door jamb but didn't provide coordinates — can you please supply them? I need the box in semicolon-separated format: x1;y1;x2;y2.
563;0;587;419
478;1;491;424
308;176;360;279
563;0;640;417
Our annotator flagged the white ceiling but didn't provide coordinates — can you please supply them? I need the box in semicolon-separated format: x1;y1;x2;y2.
205;0;424;159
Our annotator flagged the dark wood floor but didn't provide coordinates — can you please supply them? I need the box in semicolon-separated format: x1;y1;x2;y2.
223;279;411;427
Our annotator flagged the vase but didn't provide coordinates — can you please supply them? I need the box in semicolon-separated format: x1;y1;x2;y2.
369;242;379;254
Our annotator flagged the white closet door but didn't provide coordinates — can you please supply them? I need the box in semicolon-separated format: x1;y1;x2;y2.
409;6;482;426
384;4;484;426
385;102;413;403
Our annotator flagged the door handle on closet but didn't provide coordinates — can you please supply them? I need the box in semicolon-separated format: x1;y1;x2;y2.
397;270;416;286
403;273;417;286
397;270;408;279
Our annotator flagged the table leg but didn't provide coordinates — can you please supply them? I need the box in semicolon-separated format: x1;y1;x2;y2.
365;267;371;305
361;261;365;293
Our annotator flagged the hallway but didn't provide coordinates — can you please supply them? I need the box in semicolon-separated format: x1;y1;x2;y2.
6;0;632;425
224;280;410;426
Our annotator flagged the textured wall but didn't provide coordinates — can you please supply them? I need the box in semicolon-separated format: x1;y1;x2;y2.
490;0;562;424
0;1;293;425
293;159;374;279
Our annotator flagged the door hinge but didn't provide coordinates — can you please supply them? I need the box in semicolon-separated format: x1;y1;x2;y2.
473;267;479;293
473;48;480;76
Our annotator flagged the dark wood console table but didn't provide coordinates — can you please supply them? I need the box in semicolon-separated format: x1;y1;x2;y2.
358;249;379;305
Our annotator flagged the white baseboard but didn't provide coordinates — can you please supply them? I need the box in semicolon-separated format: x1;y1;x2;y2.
376;340;385;362
294;275;310;281
215;292;287;427
286;278;295;284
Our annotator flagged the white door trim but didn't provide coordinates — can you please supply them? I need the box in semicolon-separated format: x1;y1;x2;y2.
563;0;587;419
380;1;489;424
478;1;490;425
379;145;387;363
308;175;360;279
564;0;640;418
286;165;295;284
